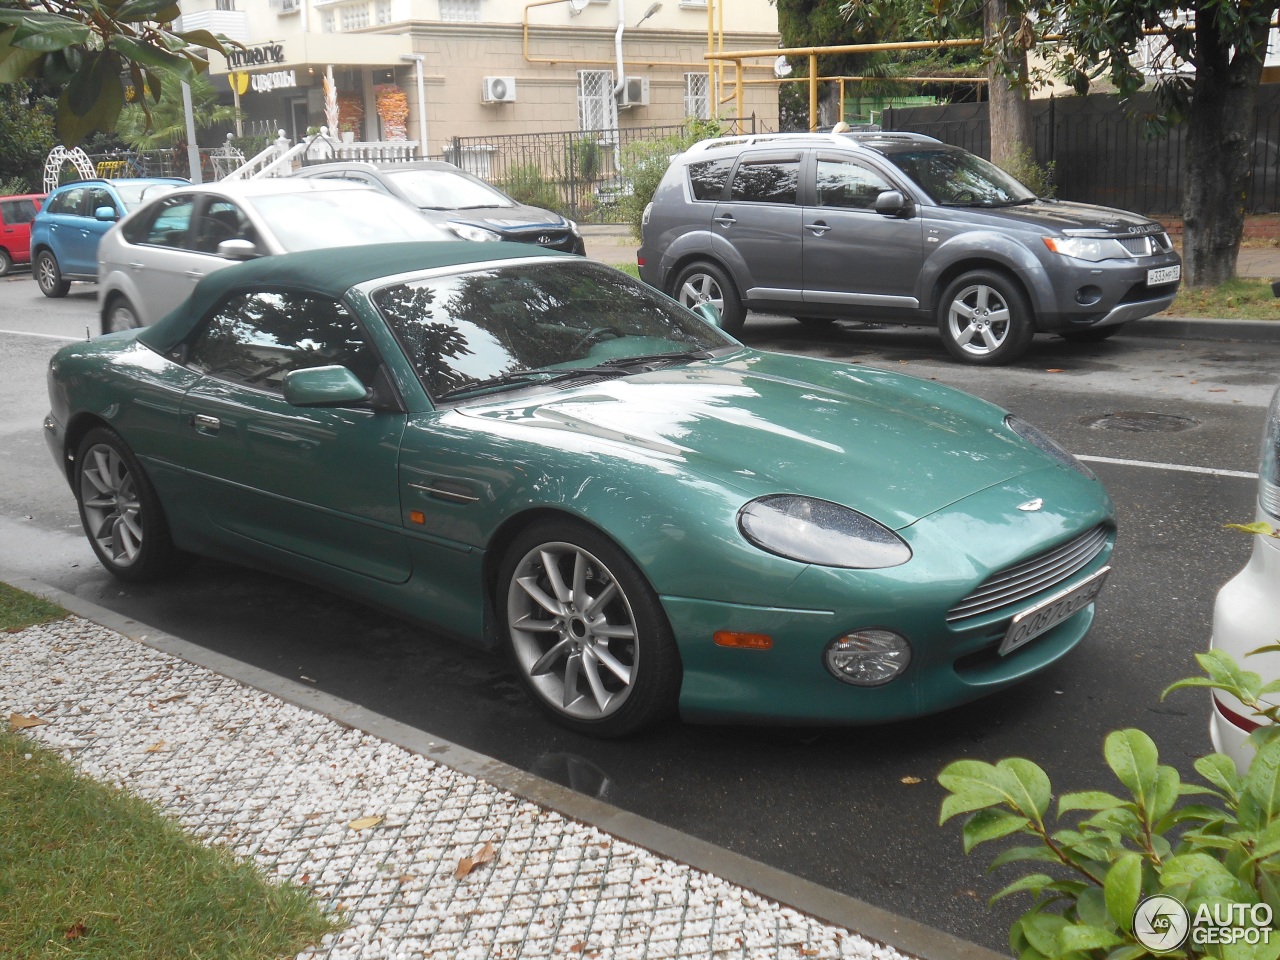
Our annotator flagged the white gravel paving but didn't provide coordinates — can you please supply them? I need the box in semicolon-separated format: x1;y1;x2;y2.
2;616;916;960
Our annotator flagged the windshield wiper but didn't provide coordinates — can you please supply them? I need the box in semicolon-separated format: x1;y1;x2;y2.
592;349;717;368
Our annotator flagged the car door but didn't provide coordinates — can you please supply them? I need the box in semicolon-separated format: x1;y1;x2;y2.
0;197;39;264
40;186;89;272
712;151;805;306
116;193;202;321
177;288;412;583
63;186;121;277
801;155;925;311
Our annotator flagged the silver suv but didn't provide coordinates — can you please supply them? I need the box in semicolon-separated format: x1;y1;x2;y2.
639;132;1182;364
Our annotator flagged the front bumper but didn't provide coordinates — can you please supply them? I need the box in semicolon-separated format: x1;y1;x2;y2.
1037;252;1182;332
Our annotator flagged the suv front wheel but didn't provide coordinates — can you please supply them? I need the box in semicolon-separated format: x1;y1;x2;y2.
672;261;745;336
936;270;1034;365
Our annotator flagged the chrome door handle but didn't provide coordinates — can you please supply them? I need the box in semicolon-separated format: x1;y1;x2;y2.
129;261;145;270
190;413;220;433
408;481;479;503
713;215;736;227
185;269;203;279
805;222;831;236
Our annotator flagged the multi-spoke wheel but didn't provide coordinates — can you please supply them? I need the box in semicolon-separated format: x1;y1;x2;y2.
103;296;141;333
671;261;745;335
35;250;70;298
498;520;681;737
74;427;174;582
936;270;1033;365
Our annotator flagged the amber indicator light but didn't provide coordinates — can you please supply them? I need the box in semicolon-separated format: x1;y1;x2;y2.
713;631;773;650
409;510;426;525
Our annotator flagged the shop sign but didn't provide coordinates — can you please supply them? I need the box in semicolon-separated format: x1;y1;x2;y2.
249;70;298;93
226;43;286;70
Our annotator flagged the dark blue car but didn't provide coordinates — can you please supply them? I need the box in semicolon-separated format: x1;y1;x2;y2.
31;177;186;298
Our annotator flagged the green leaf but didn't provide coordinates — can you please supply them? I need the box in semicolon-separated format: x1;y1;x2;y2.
1104;947;1150;960
1225;522;1277;537
1248;820;1280;863
1150;766;1181;823
0;30;43;82
1078;886;1111;927
172;28;228;53
114;0;181;21
1059;791;1129;814
110;34;193;81
56;56;124;146
1001;758;1054;823
1022;913;1070;957
1160;852;1234;887
1105;729;1160;812
1246;735;1280;823
992;845;1065;870
1059;924;1123;954
9;17;91;52
941;789;1009;824
1198;754;1243;800
964;808;1030;853
991;873;1057;904
1105;853;1144;930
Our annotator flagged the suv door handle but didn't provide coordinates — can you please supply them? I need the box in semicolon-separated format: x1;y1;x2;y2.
805;221;831;236
714;215;736;227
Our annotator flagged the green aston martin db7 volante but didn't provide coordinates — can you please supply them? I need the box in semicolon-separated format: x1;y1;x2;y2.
45;242;1115;737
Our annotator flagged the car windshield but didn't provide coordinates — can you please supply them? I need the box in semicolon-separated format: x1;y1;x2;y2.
254;190;452;250
881;147;1038;206
385;169;515;211
371;259;736;402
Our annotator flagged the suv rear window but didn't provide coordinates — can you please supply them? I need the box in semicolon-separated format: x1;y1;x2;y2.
688;159;733;201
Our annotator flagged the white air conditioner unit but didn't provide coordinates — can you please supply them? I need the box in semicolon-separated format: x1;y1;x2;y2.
617;76;650;108
482;77;517;104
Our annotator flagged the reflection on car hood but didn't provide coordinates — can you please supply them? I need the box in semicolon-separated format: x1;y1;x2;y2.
460;351;1072;528
965;200;1162;234
448;204;568;232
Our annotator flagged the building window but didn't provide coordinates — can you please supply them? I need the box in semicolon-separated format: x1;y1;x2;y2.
578;70;617;136
321;9;336;31
376;0;392;23
684;72;710;120
215;0;235;9
340;2;371;30
439;0;480;21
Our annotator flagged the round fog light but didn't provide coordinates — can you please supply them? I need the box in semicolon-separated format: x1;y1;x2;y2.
824;630;911;686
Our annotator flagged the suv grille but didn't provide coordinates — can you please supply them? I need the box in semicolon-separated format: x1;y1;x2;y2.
946;525;1110;623
1118;232;1173;257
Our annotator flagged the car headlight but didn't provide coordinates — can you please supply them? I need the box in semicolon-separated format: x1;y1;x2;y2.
1042;236;1131;262
825;630;912;686
449;223;502;242
567;218;581;237
737;495;911;568
1260;387;1280;520
1006;415;1095;479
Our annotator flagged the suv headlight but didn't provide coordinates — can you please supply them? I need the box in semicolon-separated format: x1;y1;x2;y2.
1261;387;1280;520
449;223;502;242
1043;236;1131;262
737;495;911;568
1006;415;1095;479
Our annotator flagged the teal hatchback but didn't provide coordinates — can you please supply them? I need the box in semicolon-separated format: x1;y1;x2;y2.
45;242;1114;737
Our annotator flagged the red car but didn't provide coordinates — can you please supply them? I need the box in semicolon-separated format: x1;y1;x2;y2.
0;193;45;276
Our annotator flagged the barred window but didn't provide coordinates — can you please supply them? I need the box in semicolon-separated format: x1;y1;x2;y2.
577;70;617;136
684;72;710;120
439;0;481;22
375;0;392;23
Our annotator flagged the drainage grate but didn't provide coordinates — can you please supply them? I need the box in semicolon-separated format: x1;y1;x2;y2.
1082;412;1200;433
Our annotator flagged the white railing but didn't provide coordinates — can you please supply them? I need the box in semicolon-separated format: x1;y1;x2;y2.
218;128;421;181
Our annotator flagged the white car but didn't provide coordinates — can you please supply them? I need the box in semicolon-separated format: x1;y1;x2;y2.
96;178;451;333
1209;384;1280;769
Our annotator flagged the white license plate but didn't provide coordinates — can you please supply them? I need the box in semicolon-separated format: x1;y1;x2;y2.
1147;264;1181;285
1000;566;1111;656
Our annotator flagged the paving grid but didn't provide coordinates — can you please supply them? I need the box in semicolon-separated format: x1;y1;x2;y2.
2;616;916;960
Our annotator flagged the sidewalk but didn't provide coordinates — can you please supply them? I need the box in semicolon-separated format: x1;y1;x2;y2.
1;572;999;960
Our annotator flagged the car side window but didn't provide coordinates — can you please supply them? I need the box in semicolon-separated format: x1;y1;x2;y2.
85;187;118;218
139;196;196;249
687;159;733;201
0;199;38;224
194;200;257;254
815;159;895;210
185;290;381;397
729;158;800;205
46;188;86;217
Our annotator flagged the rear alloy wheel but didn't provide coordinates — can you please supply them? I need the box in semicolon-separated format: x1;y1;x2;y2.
672;261;745;336
1060;324;1125;343
74;427;175;582
499;520;681;737
35;250;70;298
0;249;12;277
937;270;1033;365
104;296;141;333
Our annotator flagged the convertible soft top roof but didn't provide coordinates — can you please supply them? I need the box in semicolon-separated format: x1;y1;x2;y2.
137;240;570;352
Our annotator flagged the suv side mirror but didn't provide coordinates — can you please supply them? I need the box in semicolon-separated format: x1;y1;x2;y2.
874;190;910;218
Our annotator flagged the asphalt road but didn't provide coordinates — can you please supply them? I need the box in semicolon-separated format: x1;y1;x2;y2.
1;271;1276;951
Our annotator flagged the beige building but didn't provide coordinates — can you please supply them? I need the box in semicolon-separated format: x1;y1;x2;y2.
178;0;781;154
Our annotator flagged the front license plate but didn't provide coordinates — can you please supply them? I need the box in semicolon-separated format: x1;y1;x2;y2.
1147;264;1181;285
1000;566;1111;656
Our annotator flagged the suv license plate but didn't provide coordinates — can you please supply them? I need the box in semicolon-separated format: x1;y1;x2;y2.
1147;264;1181;285
1000;566;1111;656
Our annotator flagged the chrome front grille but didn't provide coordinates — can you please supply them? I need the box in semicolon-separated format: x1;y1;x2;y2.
946;525;1110;624
1117;232;1173;257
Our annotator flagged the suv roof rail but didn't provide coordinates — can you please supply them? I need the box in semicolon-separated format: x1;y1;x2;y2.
682;130;941;156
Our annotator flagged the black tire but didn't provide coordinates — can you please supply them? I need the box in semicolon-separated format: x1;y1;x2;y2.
103;295;141;333
936;270;1034;365
497;518;681;738
1059;324;1125;343
671;261;746;336
794;316;836;326
35;250;70;298
74;427;175;582
0;249;12;277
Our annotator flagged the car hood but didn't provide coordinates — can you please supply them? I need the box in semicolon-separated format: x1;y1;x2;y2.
958;199;1164;235
458;352;1077;529
444;203;570;234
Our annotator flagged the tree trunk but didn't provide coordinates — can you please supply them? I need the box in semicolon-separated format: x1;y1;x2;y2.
984;0;1033;169
1181;3;1272;286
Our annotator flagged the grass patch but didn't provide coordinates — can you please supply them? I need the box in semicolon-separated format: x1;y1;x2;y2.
0;728;339;958
0;581;68;632
1164;276;1279;321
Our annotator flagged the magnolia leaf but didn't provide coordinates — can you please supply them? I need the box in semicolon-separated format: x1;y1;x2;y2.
65;49;110;115
115;0;183;21
1105;729;1159;811
964;808;1029;853
1104;852;1143;930
1059;791;1128;814
110;34;193;80
990;873;1056;905
8;712;48;729
0;36;44;83
172;28;228;53
348;815;383;831
57;64;124;145
1059;923;1123;954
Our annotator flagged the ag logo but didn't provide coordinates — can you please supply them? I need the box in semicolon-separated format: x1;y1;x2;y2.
1133;895;1190;952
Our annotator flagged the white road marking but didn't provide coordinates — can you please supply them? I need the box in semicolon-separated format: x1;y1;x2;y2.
0;328;80;342
1079;454;1258;480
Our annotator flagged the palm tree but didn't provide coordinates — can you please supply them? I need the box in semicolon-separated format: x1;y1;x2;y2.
117;73;238;156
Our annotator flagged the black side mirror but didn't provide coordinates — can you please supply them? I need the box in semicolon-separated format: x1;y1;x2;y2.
874;190;910;218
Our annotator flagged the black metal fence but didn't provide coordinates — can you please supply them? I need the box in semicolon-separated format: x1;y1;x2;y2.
881;86;1280;215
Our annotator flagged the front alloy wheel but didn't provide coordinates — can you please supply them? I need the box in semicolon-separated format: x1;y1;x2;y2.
937;270;1033;365
500;521;680;737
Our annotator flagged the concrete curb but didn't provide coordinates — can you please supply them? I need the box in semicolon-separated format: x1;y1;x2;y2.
1126;317;1280;343
2;568;1007;960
